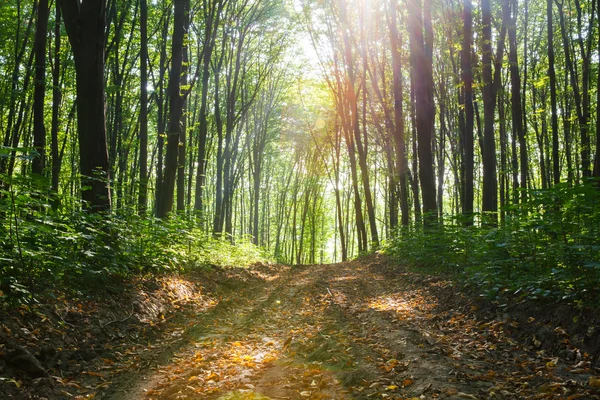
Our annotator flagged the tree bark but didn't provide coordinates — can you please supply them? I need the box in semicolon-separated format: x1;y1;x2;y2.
408;0;437;226
389;0;409;228
138;0;148;214
548;0;560;184
50;5;61;195
32;0;49;176
506;0;528;203
157;0;188;218
59;0;112;211
461;0;474;224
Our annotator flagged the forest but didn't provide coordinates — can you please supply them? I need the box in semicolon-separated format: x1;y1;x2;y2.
1;0;600;398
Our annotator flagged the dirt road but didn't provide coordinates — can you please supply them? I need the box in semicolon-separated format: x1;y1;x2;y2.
94;254;599;399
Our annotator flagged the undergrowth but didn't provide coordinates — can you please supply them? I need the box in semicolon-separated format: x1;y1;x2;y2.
385;182;600;306
0;177;271;302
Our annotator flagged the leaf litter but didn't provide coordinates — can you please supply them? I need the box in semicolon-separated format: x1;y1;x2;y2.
1;256;599;399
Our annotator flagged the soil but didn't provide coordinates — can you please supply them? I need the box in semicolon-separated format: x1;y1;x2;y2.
1;254;599;399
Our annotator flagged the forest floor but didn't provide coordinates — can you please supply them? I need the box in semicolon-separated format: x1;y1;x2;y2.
1;254;600;399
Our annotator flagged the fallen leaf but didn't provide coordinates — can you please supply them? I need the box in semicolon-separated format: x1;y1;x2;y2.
402;378;414;387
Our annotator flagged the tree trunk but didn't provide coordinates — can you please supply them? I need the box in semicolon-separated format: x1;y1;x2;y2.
480;0;506;224
157;0;188;218
59;0;111;211
389;0;409;228
408;0;437;226
32;0;49;176
462;0;474;224
507;0;528;203
548;0;560;184
138;0;148;214
50;5;61;195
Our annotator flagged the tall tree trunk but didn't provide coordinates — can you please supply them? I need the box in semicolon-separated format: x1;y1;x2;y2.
480;0;506;224
59;0;112;211
213;67;225;235
138;0;148;214
548;0;560;184
51;5;61;195
408;0;437;226
595;4;600;178
410;72;421;222
32;0;49;176
389;0;409;228
462;0;474;224
154;9;170;214
194;0;223;214
176;5;190;213
157;0;188;218
507;0;528;202
339;0;379;246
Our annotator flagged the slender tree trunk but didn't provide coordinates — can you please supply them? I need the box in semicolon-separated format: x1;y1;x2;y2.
507;0;528;203
389;0;409;228
154;9;170;214
480;0;506;224
595;2;600;178
50;5;61;195
408;0;437;226
32;0;49;176
177;5;190;213
138;0;148;214
462;0;474;224
410;72;421;222
157;0;188;217
194;0;223;215
213;67;224;235
548;0;560;184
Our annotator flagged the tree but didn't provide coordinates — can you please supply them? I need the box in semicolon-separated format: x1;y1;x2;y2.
389;0;409;228
32;0;49;176
138;0;149;214
408;0;437;225
461;0;474;224
59;0;112;211
157;0;189;218
480;0;506;223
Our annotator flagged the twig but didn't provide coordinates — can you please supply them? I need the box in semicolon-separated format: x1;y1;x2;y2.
102;305;135;328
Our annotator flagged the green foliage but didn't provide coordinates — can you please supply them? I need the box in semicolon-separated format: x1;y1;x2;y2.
0;178;271;302
385;182;600;305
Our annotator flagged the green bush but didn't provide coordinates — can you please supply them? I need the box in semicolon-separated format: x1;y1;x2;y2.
0;177;271;301
385;182;600;304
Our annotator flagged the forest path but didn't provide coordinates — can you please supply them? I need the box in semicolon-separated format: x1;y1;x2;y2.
98;254;598;399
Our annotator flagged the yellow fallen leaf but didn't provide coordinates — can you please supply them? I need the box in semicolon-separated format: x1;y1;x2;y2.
546;357;559;369
589;376;600;388
386;385;398;390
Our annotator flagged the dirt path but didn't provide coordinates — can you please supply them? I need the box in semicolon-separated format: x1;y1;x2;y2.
94;255;599;400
